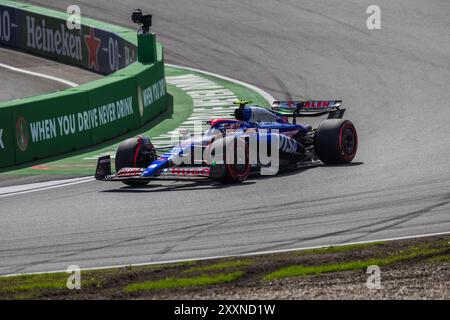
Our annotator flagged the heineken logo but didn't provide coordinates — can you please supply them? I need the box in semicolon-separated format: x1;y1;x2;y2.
26;16;82;61
0;128;4;149
137;86;144;117
84;28;101;71
15;116;29;152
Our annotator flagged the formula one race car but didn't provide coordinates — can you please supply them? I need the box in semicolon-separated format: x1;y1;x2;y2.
95;100;358;186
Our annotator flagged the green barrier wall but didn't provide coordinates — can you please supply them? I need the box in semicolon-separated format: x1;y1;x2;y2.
134;61;167;125
9;90;91;164
73;75;141;145
0;1;167;168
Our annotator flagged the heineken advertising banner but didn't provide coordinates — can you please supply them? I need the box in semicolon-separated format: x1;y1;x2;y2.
0;4;137;75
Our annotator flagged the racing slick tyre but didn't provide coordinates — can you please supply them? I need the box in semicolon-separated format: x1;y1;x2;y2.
314;119;358;165
115;136;157;186
209;136;251;184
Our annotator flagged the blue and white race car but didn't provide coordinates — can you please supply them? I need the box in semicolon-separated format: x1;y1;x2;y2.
95;100;358;186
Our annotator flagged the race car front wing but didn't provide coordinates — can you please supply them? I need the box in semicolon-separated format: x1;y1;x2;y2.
95;155;225;182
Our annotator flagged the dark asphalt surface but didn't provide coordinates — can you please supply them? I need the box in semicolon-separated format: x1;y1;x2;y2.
0;47;101;102
1;0;449;275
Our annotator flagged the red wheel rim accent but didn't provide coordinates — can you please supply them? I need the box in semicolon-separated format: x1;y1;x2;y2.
133;136;143;167
226;142;251;180
339;123;358;161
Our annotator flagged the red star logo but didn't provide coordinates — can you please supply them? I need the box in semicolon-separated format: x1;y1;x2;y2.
84;28;101;71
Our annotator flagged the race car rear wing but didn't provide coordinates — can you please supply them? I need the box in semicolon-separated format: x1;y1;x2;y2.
271;100;345;124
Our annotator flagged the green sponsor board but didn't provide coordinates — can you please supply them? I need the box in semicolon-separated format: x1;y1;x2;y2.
102;60;167;126
135;62;167;124
0;107;15;167
71;75;141;145
9;90;92;164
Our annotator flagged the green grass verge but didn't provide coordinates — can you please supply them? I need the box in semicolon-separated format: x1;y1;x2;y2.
124;271;244;292
264;246;446;281
0;263;193;298
0;273;69;294
428;254;450;263
182;260;250;274
1;237;447;299
0;272;99;295
297;242;386;256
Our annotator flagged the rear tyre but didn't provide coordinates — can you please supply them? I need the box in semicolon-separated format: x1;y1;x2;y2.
209;137;251;184
115;136;157;186
315;119;358;165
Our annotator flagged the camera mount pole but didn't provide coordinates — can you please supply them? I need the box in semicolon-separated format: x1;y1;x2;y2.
137;32;157;64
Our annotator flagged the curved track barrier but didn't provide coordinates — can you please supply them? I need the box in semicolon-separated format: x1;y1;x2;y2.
0;0;167;167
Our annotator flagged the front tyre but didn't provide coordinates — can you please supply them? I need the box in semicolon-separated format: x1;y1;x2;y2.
115;136;157;186
315;119;358;165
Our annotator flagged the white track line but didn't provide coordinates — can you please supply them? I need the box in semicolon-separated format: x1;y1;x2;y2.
0;177;94;198
0;63;78;87
3;230;450;277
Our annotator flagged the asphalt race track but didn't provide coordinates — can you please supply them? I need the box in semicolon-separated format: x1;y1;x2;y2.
1;0;449;275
